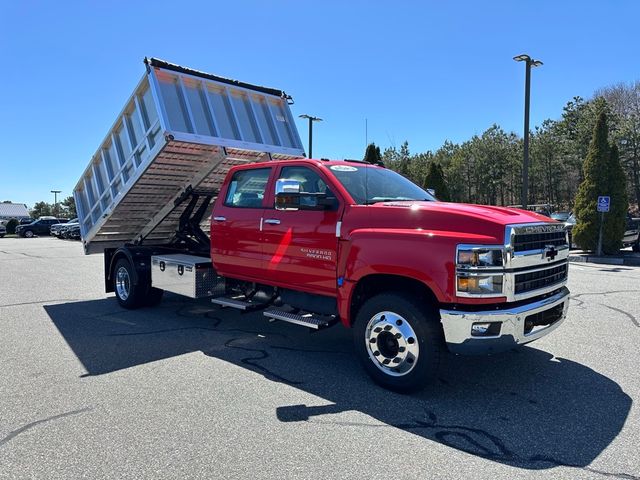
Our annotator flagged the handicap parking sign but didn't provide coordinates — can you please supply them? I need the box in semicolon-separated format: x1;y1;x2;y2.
597;196;610;212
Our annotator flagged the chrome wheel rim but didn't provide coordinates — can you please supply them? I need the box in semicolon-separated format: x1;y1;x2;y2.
115;266;131;301
25;231;33;238
365;311;419;377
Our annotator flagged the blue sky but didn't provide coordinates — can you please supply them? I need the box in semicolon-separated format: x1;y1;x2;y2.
1;0;639;208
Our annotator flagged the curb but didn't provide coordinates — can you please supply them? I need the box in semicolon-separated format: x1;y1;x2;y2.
568;254;640;267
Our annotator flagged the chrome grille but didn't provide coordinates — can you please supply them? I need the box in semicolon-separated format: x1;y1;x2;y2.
513;230;566;252
515;263;568;294
504;223;570;301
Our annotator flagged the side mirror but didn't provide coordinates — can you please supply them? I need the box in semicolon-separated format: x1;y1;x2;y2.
274;178;336;211
275;178;302;195
275;179;303;210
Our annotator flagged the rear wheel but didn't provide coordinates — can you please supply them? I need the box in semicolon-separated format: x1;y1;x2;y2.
113;258;145;309
353;292;444;393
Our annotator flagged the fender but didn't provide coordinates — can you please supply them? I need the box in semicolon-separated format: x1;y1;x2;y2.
336;228;486;324
105;246;152;293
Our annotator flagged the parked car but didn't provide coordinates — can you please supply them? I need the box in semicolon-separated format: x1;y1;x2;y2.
0;223;6;238
15;217;68;238
66;223;81;240
565;212;640;251
60;221;80;239
565;214;577;247
508;203;553;217
551;211;571;222
51;218;77;237
624;213;640;252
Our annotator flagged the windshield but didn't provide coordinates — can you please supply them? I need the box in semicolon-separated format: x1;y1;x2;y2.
329;164;436;205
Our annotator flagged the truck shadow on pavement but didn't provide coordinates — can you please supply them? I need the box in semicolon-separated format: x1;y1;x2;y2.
45;296;632;474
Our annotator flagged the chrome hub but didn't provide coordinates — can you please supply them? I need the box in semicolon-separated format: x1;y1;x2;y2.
115;266;131;301
365;311;419;376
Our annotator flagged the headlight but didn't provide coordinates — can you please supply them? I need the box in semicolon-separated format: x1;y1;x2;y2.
457;246;504;267
456;244;505;297
457;274;503;295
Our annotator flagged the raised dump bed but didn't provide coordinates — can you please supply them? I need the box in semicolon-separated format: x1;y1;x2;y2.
74;58;305;254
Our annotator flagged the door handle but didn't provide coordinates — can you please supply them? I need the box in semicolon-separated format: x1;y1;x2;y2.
264;218;281;225
213;216;226;222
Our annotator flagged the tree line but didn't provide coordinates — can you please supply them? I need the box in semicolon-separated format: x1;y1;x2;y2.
366;81;640;211
29;197;77;219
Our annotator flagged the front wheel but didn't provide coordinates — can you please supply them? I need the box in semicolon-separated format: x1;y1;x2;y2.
24;230;34;238
353;292;444;393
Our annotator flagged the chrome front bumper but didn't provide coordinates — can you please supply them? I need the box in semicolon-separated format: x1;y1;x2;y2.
439;287;569;355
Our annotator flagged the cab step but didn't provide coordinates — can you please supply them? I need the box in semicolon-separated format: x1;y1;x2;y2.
211;296;268;311
263;309;335;330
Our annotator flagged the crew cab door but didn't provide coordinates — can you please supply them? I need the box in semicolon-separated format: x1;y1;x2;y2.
210;167;272;280
261;165;343;294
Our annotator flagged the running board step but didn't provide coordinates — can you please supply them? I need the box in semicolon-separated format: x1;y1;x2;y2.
211;296;268;311
263;309;335;330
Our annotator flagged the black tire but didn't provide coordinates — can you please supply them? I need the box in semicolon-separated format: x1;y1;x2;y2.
113;258;145;309
24;230;34;238
353;292;444;393
144;287;164;307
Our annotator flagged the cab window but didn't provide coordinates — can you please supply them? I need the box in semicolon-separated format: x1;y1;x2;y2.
277;166;338;209
224;168;271;208
278;166;330;195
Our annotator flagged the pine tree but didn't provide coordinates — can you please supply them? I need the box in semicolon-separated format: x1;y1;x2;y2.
423;162;451;201
572;109;627;253
61;196;77;218
398;141;410;176
363;143;383;165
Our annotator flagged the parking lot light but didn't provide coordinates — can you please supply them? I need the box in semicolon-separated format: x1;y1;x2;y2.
513;54;543;210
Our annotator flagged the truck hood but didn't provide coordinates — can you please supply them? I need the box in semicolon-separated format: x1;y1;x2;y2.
363;201;556;243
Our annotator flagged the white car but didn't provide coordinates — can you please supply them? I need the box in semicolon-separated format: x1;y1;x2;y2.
51;218;77;237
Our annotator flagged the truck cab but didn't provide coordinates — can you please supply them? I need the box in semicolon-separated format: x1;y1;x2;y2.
203;158;570;390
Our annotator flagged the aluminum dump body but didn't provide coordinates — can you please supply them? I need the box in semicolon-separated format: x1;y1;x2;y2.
74;58;305;254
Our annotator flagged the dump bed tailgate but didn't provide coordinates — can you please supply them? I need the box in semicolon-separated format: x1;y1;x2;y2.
74;58;304;254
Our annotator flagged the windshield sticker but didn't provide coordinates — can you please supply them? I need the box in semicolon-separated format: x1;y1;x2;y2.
330;165;358;172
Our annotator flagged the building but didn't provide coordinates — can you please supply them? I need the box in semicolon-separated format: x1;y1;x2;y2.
0;203;31;221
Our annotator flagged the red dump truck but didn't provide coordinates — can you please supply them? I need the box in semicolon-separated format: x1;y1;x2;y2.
74;59;570;391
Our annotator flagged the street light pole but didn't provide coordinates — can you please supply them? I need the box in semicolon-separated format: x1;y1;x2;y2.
51;190;61;216
513;54;542;209
298;114;322;158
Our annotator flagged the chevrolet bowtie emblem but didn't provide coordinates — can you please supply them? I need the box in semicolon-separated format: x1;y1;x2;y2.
543;245;558;261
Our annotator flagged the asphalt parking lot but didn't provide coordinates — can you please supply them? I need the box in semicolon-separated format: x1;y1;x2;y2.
1;237;639;480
